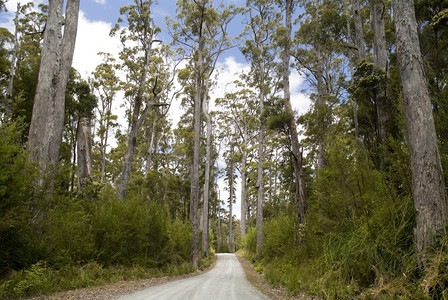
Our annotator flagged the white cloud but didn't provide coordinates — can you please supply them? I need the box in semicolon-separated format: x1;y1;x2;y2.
94;0;106;4
5;0;44;13
72;11;121;78
290;69;312;115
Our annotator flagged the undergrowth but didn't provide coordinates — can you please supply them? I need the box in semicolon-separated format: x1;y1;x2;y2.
241;137;448;299
0;261;197;299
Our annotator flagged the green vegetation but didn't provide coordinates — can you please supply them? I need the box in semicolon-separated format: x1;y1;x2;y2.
242;137;427;298
0;122;197;299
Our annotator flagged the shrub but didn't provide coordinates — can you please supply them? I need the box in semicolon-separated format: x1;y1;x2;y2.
0;121;37;274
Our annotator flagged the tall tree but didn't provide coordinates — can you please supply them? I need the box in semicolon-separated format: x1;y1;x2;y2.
242;0;282;257
202;87;212;254
74;81;96;191
225;147;236;252
92;53;120;183
392;0;448;264
111;0;163;199
4;2;20;121
280;0;306;230
351;0;366;60
28;0;80;187
216;84;259;237
170;0;237;264
369;0;389;167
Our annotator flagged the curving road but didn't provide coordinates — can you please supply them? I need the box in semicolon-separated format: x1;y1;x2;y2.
116;253;269;300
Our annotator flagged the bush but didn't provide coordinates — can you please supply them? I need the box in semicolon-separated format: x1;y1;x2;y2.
241;227;257;259
91;189;174;267
0;121;38;274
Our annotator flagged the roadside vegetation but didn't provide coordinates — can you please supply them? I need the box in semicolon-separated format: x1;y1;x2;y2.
0;122;200;299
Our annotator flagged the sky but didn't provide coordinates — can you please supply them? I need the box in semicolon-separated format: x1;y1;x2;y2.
0;0;311;220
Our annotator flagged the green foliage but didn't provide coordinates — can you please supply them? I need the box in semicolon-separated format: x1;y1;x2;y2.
243;135;421;298
267;111;293;132
0;121;37;273
91;189;177;267
241;227;257;260
0;128;195;298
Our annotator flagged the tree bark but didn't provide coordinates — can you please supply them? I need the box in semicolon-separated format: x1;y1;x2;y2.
77;117;93;191
202;84;212;255
228;159;235;253
28;0;80;186
5;3;20;121
352;0;367;60
393;0;448;265
240;129;248;237
190;10;205;267
145;114;158;175
369;0;389;169
256;60;265;257
283;0;306;238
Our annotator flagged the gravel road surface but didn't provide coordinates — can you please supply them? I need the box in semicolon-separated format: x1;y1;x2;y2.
115;253;269;300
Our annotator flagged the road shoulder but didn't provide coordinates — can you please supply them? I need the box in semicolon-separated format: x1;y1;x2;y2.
27;256;217;300
235;253;316;300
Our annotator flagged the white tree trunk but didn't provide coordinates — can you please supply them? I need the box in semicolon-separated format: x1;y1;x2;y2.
393;0;448;265
77;117;93;191
240;130;248;237
28;0;80;184
5;3;20;120
256;63;265;257
202;89;212;255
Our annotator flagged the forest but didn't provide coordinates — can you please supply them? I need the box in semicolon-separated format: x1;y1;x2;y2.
1;0;448;298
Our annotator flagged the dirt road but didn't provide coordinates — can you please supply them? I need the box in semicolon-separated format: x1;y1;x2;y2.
115;253;269;300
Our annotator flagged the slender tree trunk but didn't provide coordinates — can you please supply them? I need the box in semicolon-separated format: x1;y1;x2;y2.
100;102;112;183
256;59;265;257
228;159;235;253
314;0;327;170
369;0;389;168
5;2;20;121
393;0;448;266
346;1;361;142
117;32;156;199
315;47;326;170
28;0;80;187
202;85;212;255
370;0;388;71
283;0;306;237
145;114;158;175
217;198;221;252
77;117;93;191
190;18;204;268
70;129;76;196
240;130;248;237
352;0;367;60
